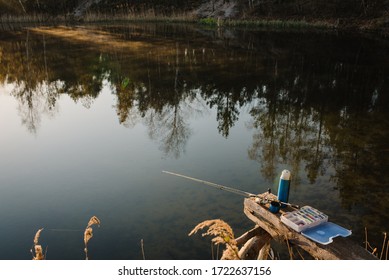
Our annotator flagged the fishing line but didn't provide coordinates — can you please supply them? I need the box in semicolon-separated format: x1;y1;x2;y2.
162;170;256;198
47;229;83;232
162;170;299;208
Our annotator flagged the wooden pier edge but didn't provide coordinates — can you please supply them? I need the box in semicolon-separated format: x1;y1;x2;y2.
239;194;377;260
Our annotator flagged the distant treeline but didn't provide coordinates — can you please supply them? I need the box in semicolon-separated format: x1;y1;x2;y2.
1;0;388;21
0;0;200;15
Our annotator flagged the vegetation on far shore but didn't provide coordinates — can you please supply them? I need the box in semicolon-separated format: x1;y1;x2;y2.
0;0;388;36
0;12;337;31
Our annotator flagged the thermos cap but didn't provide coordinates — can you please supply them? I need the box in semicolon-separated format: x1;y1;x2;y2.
280;170;291;180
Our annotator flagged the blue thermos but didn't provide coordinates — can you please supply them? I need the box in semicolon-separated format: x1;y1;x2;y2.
277;170;291;208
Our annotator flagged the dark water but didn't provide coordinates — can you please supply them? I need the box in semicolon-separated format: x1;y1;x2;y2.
0;23;388;260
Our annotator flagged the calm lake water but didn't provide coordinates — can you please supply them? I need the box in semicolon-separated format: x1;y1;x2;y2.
0;23;388;260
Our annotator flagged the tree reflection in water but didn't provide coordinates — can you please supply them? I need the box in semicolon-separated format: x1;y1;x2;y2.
1;23;388;247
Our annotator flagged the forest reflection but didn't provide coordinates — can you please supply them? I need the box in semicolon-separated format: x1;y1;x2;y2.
1;23;388;208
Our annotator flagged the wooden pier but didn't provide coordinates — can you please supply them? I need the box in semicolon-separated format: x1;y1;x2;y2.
237;192;376;260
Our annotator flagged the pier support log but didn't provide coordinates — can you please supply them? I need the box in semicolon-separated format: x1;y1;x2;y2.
243;194;376;260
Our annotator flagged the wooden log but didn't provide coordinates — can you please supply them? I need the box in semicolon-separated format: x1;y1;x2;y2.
258;241;271;260
235;226;268;246
244;195;377;260
238;232;272;260
239;236;260;259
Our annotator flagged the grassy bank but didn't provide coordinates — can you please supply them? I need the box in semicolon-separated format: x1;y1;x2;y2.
83;11;197;24
0;12;336;30
1;12;387;36
0;12;198;25
199;17;336;30
0;14;48;24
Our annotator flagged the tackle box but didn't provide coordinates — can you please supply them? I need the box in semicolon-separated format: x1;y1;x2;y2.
280;206;328;233
280;206;351;245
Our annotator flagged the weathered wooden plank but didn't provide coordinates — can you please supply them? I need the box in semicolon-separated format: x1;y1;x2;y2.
235;226;268;246
257;241;271;260
238;232;272;260
238;236;259;259
244;195;377;260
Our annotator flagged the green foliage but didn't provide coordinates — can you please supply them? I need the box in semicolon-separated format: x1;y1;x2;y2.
121;77;130;90
199;17;217;26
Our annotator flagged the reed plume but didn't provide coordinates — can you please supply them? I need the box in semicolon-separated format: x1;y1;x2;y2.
32;228;45;260
84;216;101;260
189;219;240;260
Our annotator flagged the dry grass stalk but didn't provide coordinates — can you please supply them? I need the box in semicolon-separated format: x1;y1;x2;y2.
189;219;240;260
33;245;44;260
285;237;294;260
84;216;101;260
84;227;93;246
210;243;219;260
380;232;387;260
87;216;101;228
295;247;305;260
141;239;145;260
32;228;45;260
33;228;44;246
364;227;378;256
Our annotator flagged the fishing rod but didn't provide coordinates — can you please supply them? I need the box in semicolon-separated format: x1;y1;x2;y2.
162;170;299;208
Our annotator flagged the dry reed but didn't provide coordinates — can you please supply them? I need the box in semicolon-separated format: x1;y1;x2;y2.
31;228;45;260
364;228;388;259
189;219;239;260
84;216;101;260
285;236;294;260
380;232;387;260
295;248;305;260
140;239;145;260
364;227;378;256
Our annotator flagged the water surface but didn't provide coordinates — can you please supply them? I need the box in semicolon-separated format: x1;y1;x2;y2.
0;23;388;259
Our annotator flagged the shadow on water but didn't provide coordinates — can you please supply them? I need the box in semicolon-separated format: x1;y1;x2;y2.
0;23;388;258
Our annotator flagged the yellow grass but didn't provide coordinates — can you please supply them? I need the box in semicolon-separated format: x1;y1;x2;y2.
30;216;101;260
84;215;101;260
31;228;45;260
189;219;240;260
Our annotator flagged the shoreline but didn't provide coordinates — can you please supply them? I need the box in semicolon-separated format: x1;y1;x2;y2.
0;13;387;38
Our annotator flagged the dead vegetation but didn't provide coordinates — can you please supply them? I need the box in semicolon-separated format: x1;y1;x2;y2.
31;228;45;260
365;228;388;260
189;219;240;260
190;219;385;260
30;216;101;260
189;219;277;260
28;216;386;260
84;215;101;260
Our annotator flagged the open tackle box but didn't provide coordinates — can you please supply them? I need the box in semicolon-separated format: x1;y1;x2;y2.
281;206;328;232
280;206;351;245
